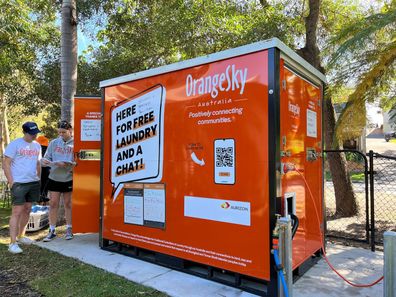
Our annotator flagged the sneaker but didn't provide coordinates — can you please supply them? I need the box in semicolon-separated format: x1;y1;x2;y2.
64;228;73;240
18;236;34;245
43;230;56;242
8;243;23;254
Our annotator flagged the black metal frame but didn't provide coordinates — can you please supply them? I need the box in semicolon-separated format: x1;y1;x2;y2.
99;89;105;248
267;47;281;297
368;150;375;251
369;150;396;249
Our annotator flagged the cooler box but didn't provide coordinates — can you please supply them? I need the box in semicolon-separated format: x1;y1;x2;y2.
26;205;49;232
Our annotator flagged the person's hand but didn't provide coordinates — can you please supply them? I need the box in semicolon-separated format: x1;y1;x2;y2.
8;181;14;188
55;161;67;168
41;159;51;166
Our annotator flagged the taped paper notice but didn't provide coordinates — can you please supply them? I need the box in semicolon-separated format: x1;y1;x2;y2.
307;109;317;138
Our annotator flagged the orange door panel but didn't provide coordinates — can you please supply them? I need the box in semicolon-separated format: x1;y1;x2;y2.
73;97;101;233
280;62;323;269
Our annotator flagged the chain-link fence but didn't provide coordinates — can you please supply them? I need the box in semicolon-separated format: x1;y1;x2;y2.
324;150;396;250
370;152;396;244
324;150;369;245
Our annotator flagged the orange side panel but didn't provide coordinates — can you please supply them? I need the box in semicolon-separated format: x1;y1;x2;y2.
102;51;270;280
280;62;323;269
73;97;101;233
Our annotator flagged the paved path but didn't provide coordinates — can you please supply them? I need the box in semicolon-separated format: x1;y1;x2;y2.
366;137;396;156
34;234;384;297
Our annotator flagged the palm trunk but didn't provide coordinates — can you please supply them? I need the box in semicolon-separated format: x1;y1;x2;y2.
59;0;77;223
299;0;357;217
61;0;77;122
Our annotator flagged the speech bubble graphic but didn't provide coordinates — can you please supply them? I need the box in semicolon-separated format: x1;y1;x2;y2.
111;85;166;202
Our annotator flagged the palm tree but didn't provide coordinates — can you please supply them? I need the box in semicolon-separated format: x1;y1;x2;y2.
331;5;396;141
61;0;77;122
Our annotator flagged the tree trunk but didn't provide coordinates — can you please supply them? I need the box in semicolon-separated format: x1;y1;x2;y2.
0;108;4;158
3;105;10;146
0;104;10;156
0;94;5;157
324;92;358;217
61;0;77;122
298;0;358;217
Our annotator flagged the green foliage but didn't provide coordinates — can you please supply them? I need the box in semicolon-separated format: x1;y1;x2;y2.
0;0;59;112
327;2;396;141
7;104;60;141
76;0;304;95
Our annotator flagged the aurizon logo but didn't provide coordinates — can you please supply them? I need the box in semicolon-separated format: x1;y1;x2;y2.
221;202;230;209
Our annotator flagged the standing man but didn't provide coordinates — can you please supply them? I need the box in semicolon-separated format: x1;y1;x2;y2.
3;122;42;254
42;120;74;241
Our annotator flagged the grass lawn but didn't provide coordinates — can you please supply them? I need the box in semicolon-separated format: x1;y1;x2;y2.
325;171;365;182
0;207;167;297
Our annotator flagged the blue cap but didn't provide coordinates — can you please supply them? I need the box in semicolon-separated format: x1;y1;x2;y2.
22;122;41;135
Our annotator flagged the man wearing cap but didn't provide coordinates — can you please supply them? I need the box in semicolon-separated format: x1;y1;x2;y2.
2;122;42;254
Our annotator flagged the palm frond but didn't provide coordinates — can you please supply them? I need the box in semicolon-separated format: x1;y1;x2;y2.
335;41;396;141
329;8;396;67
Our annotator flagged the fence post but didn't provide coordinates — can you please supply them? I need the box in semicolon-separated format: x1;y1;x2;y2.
363;153;369;244
369;150;375;252
384;231;396;297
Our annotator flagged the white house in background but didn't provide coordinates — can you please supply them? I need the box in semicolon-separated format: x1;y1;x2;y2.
333;101;392;153
366;102;383;132
383;110;395;133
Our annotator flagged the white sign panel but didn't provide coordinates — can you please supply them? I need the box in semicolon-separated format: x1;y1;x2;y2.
306;109;317;138
184;196;250;226
111;85;166;201
81;119;101;141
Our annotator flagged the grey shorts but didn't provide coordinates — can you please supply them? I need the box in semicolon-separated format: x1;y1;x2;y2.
11;181;40;205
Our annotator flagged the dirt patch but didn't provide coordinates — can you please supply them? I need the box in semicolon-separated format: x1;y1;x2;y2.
0;223;67;297
0;267;42;297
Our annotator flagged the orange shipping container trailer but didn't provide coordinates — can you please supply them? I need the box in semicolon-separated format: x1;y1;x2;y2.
98;38;326;296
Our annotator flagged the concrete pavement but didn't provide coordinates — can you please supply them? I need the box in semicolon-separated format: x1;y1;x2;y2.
34;234;384;297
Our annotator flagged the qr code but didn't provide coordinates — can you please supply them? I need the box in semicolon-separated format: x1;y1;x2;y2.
216;147;233;167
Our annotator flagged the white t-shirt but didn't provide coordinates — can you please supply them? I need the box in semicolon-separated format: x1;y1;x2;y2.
4;138;42;183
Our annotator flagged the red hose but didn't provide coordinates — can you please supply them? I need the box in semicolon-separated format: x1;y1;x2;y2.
293;167;384;287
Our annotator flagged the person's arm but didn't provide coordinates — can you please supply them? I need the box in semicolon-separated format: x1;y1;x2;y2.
2;156;14;187
42;140;53;166
37;160;42;179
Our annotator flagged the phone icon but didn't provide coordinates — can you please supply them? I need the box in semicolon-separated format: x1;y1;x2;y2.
214;139;235;185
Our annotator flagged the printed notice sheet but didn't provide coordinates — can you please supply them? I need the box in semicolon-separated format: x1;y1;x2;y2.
306;109;317;138
123;183;165;228
144;184;165;228
124;186;144;225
